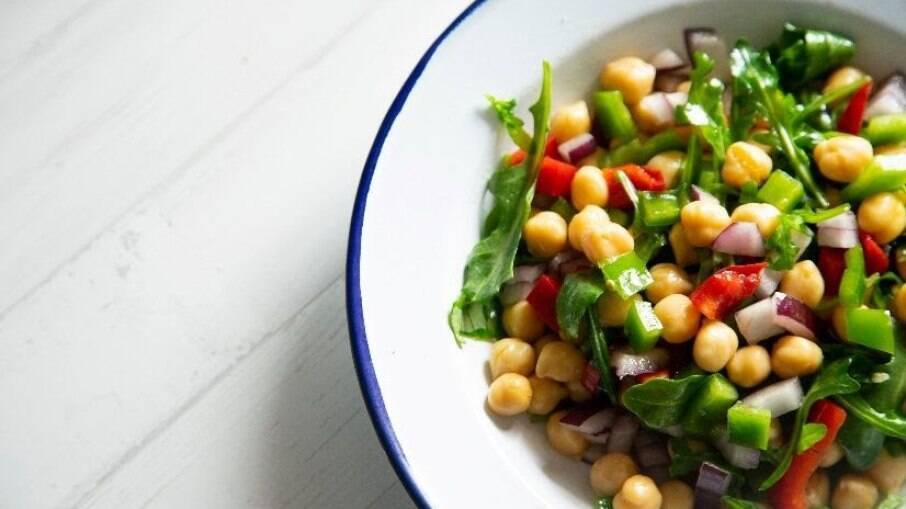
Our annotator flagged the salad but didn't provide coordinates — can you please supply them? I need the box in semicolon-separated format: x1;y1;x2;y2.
449;24;906;509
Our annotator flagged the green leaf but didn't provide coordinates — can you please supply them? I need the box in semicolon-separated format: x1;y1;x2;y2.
622;375;707;428
760;358;861;490
836;393;906;439
678;52;731;168
448;300;502;344
722;496;762;509
449;63;552;344
556;271;606;340
794;203;850;224
764;213;810;270
588;312;617;405
770;23;855;88
486;96;531;150
797;423;827;453
878;494;906;509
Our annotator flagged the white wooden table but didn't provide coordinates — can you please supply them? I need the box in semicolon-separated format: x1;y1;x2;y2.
0;0;470;506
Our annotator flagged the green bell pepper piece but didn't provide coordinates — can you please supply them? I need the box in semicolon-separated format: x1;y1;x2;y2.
839;245;865;308
757;171;805;212
638;192;680;228
625;300;663;353
862;114;906;146
846;307;895;354
681;374;738;435
840;154;906;202
601;251;654;300
607;208;631;227
593;91;636;144
728;405;772;450
549;197;576;222
635;232;667;263
603;129;687;166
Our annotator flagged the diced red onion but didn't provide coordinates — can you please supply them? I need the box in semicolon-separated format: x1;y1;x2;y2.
559;257;595;276
772;292;818;340
608;414;639;453
499;281;534;306
792;230;813;261
818;226;859;248
665;91;688;108
560;407;616;435
655;73;685;93
513;264;545;283
712;222;765;257
755;268;783;298
581;361;601;394
716;431;761;470
866;72;906;119
691;185;719;203
558;133;597;163
695;462;733;509
548;250;584;276
638;93;676;130
611;349;668;379
735;297;785;344
684;28;730;82
817;210;857;230
586;430;611;445
649;48;687;71
742;378;804;417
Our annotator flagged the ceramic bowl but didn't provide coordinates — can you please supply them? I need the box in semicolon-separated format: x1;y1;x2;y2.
347;1;905;506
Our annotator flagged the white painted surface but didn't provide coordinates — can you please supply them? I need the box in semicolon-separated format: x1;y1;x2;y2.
0;0;472;506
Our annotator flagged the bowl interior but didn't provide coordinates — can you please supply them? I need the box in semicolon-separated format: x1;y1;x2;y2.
353;0;905;506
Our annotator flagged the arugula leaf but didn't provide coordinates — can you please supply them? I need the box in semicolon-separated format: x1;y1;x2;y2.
622;375;707;428
770;23;855;88
486;96;531;150
588;312;617;405
447;300;502;343
669;438;726;477
836;393;906;439
556;271;606;340
722;496;762;509
449;63;552;344
878;494;906;509
677;134;701;204
795;76;870;124
678;52;731;168
764;213;810;270
760;358;861;489
731;41;828;207
794;203;850;224
797;423;827;453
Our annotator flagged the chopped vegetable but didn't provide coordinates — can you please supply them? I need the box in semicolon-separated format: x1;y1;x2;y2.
555;271;606;340
593;90;637;143
690;262;766;320
845;307;895;353
625;299;663;353
638;191;680;228
587;313;617;404
839;244;865;307
681;374;738;435
862;113;906;145
756;171;805;213
526;274;560;332
743;378;804;418
622;374;706;428
536;157;577;197
860;230;890;275
837;82;872;135
728;405;772;450
770;23;855;88
840;154;906;201
600;252;654;299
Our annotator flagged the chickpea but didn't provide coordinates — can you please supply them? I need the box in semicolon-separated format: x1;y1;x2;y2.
534;334;558;353
568;205;611;251
646;263;694;304
769;418;784;448
680;200;731;247
654;294;700;344
676;80;691;93
567;380;593;403
590;453;639;496
726;345;772;388
731;202;781;237
536;341;586;383
693;320;739;372
831;474;878;509
647;151;684;189
892;285;906;323
527;376;567;415
807;471;831;508
581;222;635;264
659;480;694;509
550;101;592;143
502;301;545;341
721;141;773;188
546;410;589;458
858;192;906;244
814;135;873;183
487;373;532;416
634;93;674;133
868;449;906;494
600;57;656;105
489;338;535;379
824;66;868;96
597;291;640;327
613;475;662;509
820;441;844;468
669;222;699;267
779;261;825;309
523;211;568;258
571;166;609;210
771;335;823;379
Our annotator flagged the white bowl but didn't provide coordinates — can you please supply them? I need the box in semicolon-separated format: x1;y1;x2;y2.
347;1;905;506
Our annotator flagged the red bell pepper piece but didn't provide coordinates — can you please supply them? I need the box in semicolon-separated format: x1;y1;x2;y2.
603;165;666;209
818;247;846;296
690;262;767;320
837;82;872;135
526;274;561;331
859;230;890;275
544;135;561;159
536;157;577;197
637;369;670;383
770;400;847;509
581;362;600;393
508;149;526;166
